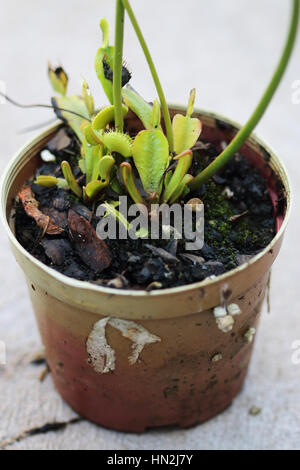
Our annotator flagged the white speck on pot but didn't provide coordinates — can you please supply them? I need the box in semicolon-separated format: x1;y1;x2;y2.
227;303;242;316
41;149;56;162
244;327;256;343
211;353;223;362
216;315;235;333
213;306;227;318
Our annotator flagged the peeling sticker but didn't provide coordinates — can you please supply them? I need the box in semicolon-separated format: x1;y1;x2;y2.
86;317;161;373
86;318;115;373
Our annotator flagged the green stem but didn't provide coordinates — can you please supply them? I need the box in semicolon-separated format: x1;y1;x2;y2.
121;0;174;152
190;0;299;189
113;0;125;131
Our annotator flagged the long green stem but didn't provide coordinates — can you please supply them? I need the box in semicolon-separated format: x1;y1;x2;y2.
190;0;299;189
121;0;174;152
113;0;125;131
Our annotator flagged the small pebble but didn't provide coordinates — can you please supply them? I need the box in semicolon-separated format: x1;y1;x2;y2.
227;303;242;316
211;353;223;363
222;186;234;199
213;306;227;318
40;150;56;162
244;327;256;343
249;405;261;416
107;275;128;289
216;315;234;333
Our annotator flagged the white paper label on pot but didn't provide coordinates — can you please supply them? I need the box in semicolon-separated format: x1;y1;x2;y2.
86;318;161;374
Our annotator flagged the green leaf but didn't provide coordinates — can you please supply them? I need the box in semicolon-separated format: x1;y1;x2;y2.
100;201;130;230
82;139;102;184
169;174;194;204
164;171;173;188
172;89;202;154
162;150;193;203
120;162;145;205
100;202;148;238
85;180;107;200
132;128;169;195
57;178;69;189
92;105;128;131
52;95;90;142
34;175;58;188
150;99;161;129
122;86;155;129
78;159;86;174
61;161;82;198
48;64;68;96
101;131;133;157
98;155;115;181
95;19;115;104
82;80;95;117
83;123;103;146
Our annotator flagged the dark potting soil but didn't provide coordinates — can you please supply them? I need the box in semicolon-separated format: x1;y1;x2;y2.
14;125;277;290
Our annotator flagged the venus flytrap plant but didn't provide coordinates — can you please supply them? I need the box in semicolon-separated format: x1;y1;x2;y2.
35;0;299;225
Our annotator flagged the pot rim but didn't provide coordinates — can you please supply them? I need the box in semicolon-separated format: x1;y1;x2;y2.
0;106;292;300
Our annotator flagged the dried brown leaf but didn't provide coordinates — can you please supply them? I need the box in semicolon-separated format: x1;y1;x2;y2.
18;186;65;236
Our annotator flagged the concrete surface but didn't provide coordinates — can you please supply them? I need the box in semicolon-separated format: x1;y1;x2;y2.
0;0;299;450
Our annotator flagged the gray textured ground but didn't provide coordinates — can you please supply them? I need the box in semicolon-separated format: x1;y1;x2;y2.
0;0;300;450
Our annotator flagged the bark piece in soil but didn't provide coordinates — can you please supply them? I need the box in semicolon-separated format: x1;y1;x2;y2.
47;128;71;152
68;209;112;273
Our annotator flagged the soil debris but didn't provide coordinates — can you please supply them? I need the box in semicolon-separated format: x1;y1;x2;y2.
68;209;112;273
18;186;64;236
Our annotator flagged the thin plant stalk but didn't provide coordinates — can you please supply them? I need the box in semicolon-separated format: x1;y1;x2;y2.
113;0;125;131
121;0;174;153
190;0;299;189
